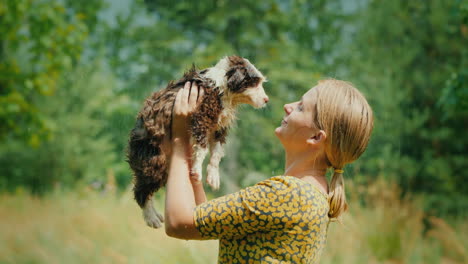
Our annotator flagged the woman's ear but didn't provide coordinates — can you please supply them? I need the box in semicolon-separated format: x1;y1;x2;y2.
306;130;327;146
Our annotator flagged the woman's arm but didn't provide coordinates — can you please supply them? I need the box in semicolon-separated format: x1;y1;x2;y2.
191;178;207;205
164;82;205;240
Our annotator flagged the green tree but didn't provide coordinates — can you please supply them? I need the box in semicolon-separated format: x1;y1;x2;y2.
0;63;130;194
0;0;100;145
341;0;468;215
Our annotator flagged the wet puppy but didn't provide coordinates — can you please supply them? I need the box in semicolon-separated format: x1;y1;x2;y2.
127;56;268;228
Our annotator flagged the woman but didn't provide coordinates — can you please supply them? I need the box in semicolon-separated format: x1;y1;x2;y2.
164;79;374;263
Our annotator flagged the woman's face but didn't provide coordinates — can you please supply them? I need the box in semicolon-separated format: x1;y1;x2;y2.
275;87;320;148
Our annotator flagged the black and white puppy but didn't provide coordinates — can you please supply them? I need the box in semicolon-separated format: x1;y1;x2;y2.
127;56;268;228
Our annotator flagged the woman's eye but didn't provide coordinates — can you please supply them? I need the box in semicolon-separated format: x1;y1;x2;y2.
297;104;303;111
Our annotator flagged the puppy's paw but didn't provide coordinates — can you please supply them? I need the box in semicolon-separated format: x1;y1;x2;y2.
206;164;220;190
143;203;164;229
190;171;202;184
190;166;203;183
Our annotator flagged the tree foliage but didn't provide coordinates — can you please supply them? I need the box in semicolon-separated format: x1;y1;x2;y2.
0;63;128;194
0;0;99;145
343;0;468;214
0;0;466;215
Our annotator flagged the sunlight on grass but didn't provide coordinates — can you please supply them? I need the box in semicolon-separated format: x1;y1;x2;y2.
0;188;217;264
322;179;468;264
0;180;466;264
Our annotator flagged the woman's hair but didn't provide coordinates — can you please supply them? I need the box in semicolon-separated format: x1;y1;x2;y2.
313;79;374;220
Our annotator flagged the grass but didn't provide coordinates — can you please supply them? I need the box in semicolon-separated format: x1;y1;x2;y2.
321;179;468;264
0;179;466;264
0;187;217;264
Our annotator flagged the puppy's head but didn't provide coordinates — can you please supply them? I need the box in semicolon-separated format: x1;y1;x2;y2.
216;56;269;108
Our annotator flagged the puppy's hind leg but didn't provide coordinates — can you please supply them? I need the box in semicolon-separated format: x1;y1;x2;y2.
134;180;164;228
143;196;164;229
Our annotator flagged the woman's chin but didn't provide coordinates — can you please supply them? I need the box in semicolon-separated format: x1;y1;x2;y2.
274;128;287;148
274;127;282;137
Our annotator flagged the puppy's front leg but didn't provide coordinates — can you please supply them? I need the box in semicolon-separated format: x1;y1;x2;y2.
207;140;224;190
191;137;209;183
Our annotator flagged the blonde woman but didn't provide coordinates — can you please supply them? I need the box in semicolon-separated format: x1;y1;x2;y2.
164;79;374;263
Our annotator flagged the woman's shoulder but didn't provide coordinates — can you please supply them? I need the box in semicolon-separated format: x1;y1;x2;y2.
253;175;299;189
254;175;328;199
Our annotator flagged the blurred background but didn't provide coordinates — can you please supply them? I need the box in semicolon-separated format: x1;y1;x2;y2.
1;0;467;263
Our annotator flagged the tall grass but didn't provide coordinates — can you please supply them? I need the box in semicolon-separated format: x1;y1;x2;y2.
0;187;218;264
0;179;466;264
322;179;468;264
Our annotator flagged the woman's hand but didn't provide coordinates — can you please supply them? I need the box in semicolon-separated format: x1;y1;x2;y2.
172;81;204;142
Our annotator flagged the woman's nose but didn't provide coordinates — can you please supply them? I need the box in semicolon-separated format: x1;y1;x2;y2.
284;104;293;115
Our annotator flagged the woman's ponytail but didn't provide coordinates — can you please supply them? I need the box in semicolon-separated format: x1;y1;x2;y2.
328;168;348;220
314;79;373;222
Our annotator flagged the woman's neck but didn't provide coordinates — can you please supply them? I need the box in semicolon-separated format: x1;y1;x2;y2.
284;151;329;194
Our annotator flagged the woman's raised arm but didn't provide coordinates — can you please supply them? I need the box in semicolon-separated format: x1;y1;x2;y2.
164;81;205;240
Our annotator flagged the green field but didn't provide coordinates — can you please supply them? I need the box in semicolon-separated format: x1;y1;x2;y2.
1;181;466;264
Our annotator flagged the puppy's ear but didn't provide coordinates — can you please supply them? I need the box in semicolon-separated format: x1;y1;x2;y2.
226;66;247;92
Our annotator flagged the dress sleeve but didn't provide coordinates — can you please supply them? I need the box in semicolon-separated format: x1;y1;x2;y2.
193;176;301;239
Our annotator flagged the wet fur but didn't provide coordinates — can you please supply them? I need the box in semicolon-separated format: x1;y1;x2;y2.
127;56;266;228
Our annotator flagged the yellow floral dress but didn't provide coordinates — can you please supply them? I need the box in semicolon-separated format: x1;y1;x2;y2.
193;176;330;264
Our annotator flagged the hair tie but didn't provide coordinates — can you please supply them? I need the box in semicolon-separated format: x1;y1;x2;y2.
334;169;344;174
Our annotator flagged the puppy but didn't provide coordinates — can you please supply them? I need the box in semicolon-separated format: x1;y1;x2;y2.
127;56;268;228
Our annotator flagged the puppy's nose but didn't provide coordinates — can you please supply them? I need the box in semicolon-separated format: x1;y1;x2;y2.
264;97;269;104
